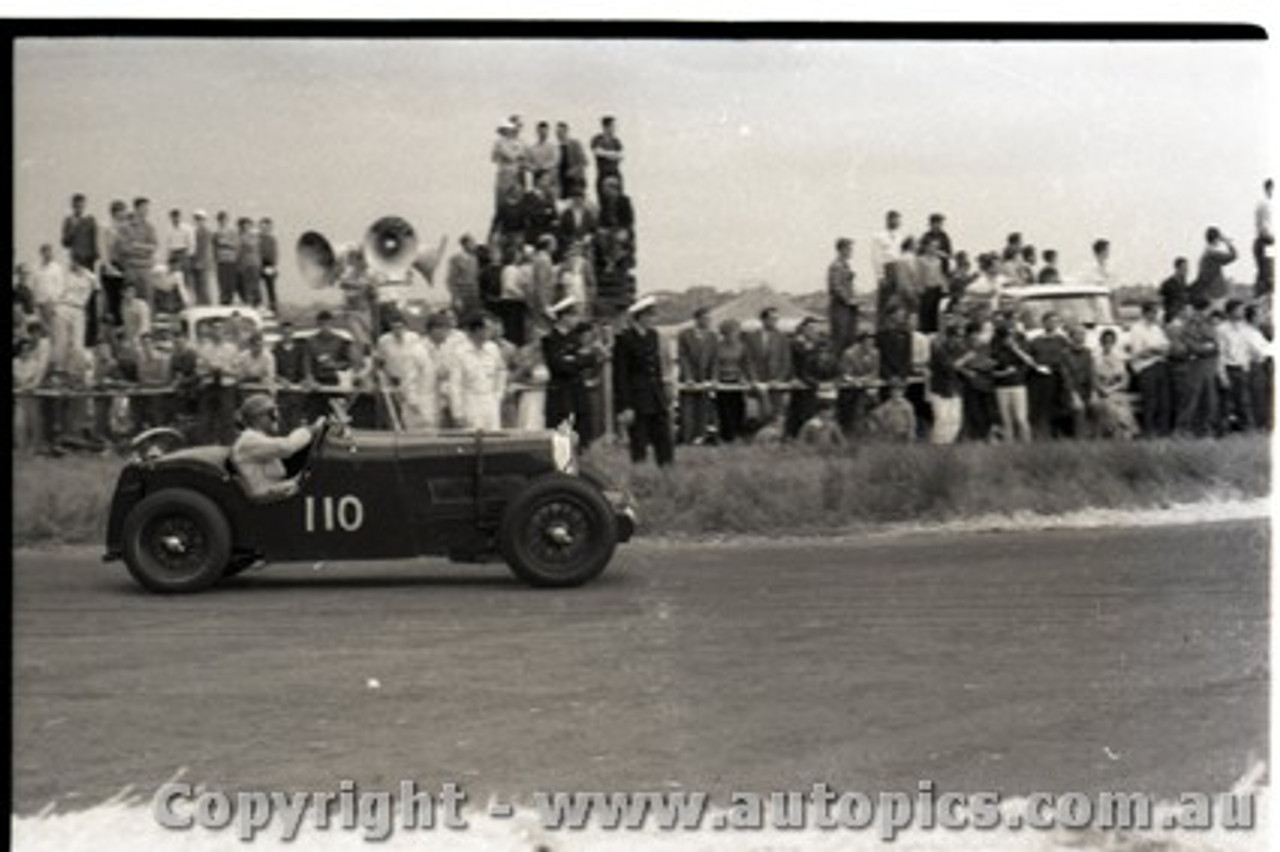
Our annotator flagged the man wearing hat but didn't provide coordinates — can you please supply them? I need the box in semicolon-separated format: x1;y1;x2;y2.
492;118;526;213
230;393;325;500
541;297;600;445
613;294;673;467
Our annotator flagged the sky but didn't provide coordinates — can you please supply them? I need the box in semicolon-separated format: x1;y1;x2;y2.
12;36;1274;304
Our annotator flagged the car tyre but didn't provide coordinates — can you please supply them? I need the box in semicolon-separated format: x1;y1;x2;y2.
499;474;618;588
122;489;232;593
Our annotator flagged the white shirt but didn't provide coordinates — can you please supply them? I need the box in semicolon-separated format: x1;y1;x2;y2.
235;349;277;385
1078;259;1116;289
378;332;442;430
447;339;507;430
1257;195;1273;240
32;260;66;307
1242;324;1273;363
1127;319;1170;373
870;228;906;279
231;426;312;499
166;222;196;254
58;265;97;311
198;339;241;377
499;264;524;301
1217;320;1269;369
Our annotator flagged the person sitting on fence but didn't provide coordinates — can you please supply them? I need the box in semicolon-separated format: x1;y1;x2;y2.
712;318;751;444
131;330;173;431
230;393;324;501
236;332;277;391
1091;328;1137;439
1059;323;1096;438
870;377;917;443
196;318;241;445
837;328;879;437
13;324;50;453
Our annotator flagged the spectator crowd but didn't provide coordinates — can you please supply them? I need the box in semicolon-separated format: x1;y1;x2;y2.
674;179;1274;451
12;124;1273;468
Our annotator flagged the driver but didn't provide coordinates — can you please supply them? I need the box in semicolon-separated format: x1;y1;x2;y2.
230;393;324;500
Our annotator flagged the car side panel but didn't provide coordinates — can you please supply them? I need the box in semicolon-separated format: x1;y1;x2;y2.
393;432;558;555
236;437;418;561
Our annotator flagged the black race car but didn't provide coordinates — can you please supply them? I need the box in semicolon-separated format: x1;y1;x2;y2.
104;410;637;592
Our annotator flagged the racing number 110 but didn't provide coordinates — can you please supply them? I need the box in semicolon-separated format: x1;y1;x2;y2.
304;495;365;532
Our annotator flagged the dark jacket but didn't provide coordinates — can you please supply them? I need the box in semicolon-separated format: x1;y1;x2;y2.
613;325;667;415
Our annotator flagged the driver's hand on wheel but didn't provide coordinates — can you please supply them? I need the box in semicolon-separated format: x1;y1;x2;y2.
310;415;327;434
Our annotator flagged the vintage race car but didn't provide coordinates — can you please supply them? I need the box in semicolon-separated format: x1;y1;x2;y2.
104;412;638;592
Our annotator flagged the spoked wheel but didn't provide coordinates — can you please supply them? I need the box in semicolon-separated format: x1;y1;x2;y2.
499;475;618;587
122;489;231;593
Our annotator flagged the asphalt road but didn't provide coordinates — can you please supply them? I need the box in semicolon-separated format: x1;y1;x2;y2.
13;520;1269;815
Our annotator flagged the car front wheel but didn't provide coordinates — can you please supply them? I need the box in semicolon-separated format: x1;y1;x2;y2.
121;489;232;593
499;475;619;587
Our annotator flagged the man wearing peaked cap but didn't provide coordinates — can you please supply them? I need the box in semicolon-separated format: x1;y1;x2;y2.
613;293;673;467
542;297;600;447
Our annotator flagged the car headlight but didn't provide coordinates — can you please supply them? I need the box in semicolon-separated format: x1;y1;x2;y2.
552;428;578;474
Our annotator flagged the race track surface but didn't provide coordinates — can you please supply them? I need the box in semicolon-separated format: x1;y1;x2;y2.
13;520;1270;815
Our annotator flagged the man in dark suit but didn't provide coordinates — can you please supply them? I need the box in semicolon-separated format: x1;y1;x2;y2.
542;297;601;448
676;306;718;444
61;193;99;273
556;121;589;200
558;192;599;263
828;237;858;355
613;295;673;466
744;306;794;426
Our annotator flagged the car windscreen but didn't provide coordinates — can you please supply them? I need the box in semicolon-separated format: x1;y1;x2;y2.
1017;294;1117;328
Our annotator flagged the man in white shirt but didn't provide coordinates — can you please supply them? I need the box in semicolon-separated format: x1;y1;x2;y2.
1079;239;1115;288
235;332;277;389
32;244;68;361
120;282;152;350
1127;301;1172;437
1255;178;1273;296
376;310;439;430
869;209;905;296
446;311;507;431
197;318;242;444
527;121;561;199
230;393;323;500
1216;299;1266;431
165;208;196;293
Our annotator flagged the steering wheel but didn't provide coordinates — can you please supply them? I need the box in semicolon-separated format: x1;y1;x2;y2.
293;412;333;491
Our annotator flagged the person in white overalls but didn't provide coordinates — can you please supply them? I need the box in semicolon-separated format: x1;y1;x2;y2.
375;309;439;431
446;311;508;431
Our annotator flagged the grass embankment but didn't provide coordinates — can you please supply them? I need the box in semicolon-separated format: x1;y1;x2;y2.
591;436;1271;538
10;436;1271;548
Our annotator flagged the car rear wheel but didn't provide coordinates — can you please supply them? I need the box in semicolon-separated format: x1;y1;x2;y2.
121;489;231;593
499;475;618;587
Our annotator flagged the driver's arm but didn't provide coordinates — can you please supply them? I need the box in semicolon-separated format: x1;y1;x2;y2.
233;426;314;465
